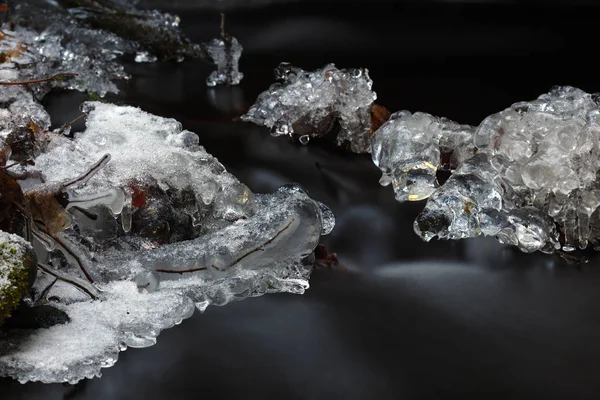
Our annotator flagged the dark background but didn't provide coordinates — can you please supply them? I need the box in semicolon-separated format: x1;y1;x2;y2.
3;1;600;398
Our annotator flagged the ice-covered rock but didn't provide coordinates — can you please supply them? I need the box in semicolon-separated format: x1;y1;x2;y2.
242;63;378;153
0;231;37;327
0;103;334;383
412;86;600;253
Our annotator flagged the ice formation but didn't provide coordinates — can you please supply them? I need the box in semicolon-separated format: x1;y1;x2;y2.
370;86;600;253
6;0;204;97
371;111;475;202
0;103;334;383
0;0;211;165
0;26;56;157
242;63;379;153
205;15;244;87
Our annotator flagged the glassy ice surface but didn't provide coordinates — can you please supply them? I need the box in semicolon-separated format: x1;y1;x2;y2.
0;103;333;383
205;37;244;86
411;86;600;253
371;111;475;202
8;0;203;97
242;63;377;153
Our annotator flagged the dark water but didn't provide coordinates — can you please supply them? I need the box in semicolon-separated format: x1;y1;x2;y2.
3;2;600;399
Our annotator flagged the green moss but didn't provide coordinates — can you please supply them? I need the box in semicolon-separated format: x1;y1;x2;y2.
0;241;33;327
88;92;103;102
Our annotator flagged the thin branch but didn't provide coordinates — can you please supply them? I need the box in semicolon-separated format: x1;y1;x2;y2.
232;218;295;265
63;153;110;189
0;72;78;86
48;230;95;283
1;158;35;170
70;205;98;220
58;113;86;135
155;218;295;275
36;277;58;304
37;262;101;299
155;266;207;274
220;12;226;39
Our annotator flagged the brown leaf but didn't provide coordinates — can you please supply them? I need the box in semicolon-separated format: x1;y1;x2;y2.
369;103;391;136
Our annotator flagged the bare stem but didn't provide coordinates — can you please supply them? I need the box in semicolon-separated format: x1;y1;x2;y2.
58;113;87;135
232;218;295;265
155;266;208;274
63;153;110;189
220;12;226;39
155;218;295;274
49;231;95;283
37;262;101;299
37;278;58;304
1;158;34;170
0;72;78;86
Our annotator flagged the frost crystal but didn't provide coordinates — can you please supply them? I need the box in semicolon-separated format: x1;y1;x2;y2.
0;103;334;383
242;63;378;153
399;86;600;253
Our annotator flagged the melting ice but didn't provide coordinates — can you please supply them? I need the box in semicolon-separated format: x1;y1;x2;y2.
0;103;334;383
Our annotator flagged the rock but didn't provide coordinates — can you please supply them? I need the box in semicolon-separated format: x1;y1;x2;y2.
0;231;37;326
3;304;70;330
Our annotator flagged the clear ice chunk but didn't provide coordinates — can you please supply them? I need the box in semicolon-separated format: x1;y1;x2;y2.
205;36;244;87
371;111;475;201
242;63;378;153
410;86;600;253
0;103;334;383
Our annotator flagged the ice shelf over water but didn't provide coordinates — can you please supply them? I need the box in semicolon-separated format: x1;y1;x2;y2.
242;63;378;153
0;103;334;383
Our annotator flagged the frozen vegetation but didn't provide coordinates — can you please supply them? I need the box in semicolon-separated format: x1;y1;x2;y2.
413;87;600;253
0;103;333;383
246;67;600;254
205;14;244;87
242;63;380;153
373;87;600;253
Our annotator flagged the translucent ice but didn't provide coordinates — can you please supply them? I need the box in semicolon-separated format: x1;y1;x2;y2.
8;0;204;97
371;111;475;201
205;16;244;87
242;63;378;153
0;103;334;383
410;86;600;253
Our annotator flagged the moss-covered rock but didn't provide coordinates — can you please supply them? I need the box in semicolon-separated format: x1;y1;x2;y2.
0;231;37;327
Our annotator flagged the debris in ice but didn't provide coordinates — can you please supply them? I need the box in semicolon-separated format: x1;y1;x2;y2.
405;86;600;253
0;231;36;326
0;103;334;383
205;14;244;87
7;0;205;97
242;62;380;153
371;111;476;202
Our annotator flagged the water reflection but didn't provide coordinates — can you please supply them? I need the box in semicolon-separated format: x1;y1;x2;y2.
206;86;246;115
